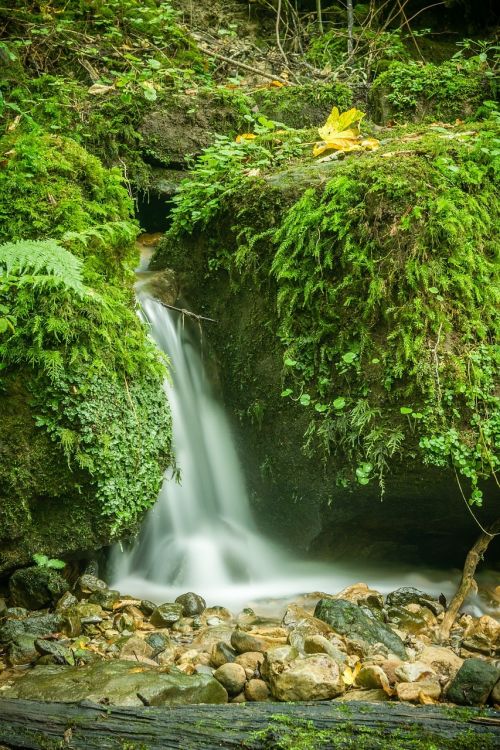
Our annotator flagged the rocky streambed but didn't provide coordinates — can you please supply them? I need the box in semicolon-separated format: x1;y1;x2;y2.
1;567;500;712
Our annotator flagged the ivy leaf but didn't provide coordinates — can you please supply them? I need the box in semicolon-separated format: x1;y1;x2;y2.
47;558;66;569
400;406;413;414
300;393;311;406
142;82;157;101
281;388;293;398
428;287;439;294
315;403;328;413
333;397;346;410
33;553;49;567
284;358;297;367
342;352;357;364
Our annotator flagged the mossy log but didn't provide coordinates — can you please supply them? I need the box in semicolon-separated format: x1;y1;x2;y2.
0;699;499;750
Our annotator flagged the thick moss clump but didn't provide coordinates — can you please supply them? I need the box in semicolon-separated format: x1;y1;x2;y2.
370;57;494;123
0;131;172;575
153;117;499;560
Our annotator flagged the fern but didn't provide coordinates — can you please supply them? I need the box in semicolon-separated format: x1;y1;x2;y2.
0;239;88;297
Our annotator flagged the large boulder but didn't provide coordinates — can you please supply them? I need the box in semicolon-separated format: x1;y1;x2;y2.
314;599;407;659
4;660;228;706
446;658;500;706
8;566;68;610
267;653;345;702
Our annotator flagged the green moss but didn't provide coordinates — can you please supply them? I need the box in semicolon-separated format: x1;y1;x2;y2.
370;56;495;123
157;117;499;506
252;83;353;129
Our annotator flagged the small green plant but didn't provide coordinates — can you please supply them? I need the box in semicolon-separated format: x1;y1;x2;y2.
33;553;66;570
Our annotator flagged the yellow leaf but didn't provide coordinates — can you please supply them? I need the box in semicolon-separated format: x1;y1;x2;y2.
418;691;438;705
360;138;380;150
236;133;257;143
343;661;361;686
318;107;365;142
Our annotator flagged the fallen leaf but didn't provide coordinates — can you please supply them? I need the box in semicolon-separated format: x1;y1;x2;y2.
243;167;261;177
88;83;115;95
418;691;438;705
313;107;379;158
7;115;21;132
343;661;361;686
236;133;257;143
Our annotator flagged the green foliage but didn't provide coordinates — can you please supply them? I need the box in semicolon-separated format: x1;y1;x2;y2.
165;119;499;503
371;54;495;122
33;553;66;570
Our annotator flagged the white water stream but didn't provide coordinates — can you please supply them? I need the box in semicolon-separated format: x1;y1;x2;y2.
111;290;495;616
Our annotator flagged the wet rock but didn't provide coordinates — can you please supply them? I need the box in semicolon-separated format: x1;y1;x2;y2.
462;615;500;657
235;651;264;678
8;566;69;610
7;634;38;666
74;575;107;600
210;641;237;668
269;653;345;702
60;611;81;638
303;634;347;665
214;663;246;696
397;679;441;703
202;607;233;626
82;559;99;577
418;646;463;684
230;627;288;655
282;604;333;637
175;592;206;617
55;591;78;611
245;678;271;701
34;638;74;665
4;660;228;706
0;613;64;644
88;588;120;611
337;688;390;702
491;678;500;704
333;583;383;610
387;605;436;635
146;632;172;656
356;665;392;694
261;646;297;681
5;607;28;618
386;587;443;617
150;603;183;628
0;597;7;616
394;661;436;683
446;658;500;706
314;599;407;659
140;600;157;617
119;635;155;662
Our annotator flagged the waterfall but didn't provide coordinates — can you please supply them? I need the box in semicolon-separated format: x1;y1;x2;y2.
111;290;469;614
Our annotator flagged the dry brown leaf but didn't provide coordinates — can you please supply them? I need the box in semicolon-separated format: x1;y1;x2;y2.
88;83;115;95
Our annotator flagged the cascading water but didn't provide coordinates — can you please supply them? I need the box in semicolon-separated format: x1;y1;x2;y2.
111;284;490;614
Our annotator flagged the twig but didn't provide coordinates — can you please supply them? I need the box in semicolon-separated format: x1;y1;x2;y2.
155;299;217;323
199;46;293;86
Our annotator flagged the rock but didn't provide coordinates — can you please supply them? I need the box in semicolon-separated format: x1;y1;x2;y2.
333;583;383;610
146;632;172;656
418;646;463;684
314;599;407;659
5;607;28;618
0;613;64;644
114;606;143;632
282;604;333;637
235;651;264;678
119;635;155;662
88;589;120;611
8;566;69;610
4;660;228;706
387;605;436;635
446;658;500;706
491;678;500;704
55;591;78;611
303;634;347;665
34;638;74;665
386;587;443;617
7;634;38;666
210;641;237;668
213;663;246;696
337;688;390;702
230;627;288;655
395;661;436;683
192;625;233;653
74;575;107;599
245;678;271;701
462;615;500;657
261;646;297;681
0;597;7;616
269;653;345;701
356;665;392;694
82;559;99;577
150;603;183;628
140;600;157;617
396;679;441;703
175;592;206;617
202;607;233;625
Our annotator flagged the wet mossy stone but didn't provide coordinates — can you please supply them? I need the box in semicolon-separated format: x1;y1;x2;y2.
150;603;183;628
145;632;172;656
175;592;206;617
7;633;38;666
34;638;74;666
0;613;64;645
386;587;443;617
4;659;228;706
314;599;407;659
8;566;69;610
88;588;120;610
446;658;500;706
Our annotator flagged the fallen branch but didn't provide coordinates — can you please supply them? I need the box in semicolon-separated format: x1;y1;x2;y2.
199;46;294;87
155;299;217;323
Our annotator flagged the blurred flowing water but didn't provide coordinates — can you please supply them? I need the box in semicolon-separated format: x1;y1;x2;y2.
111;289;497;617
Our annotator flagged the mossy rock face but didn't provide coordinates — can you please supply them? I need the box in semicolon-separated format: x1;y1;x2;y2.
252;83;353;129
0;131;172;575
153;118;499;564
370;58;493;123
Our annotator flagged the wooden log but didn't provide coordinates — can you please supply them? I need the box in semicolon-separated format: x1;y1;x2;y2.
0;698;499;750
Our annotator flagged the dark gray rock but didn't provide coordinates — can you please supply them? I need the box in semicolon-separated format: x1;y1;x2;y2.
9;566;69;610
385;587;443;617
5;607;28;618
150;603;183;628
74;575;107;600
145;632;172;656
55;591;78;611
0;613;64;644
7;634;38;666
446;658;500;706
314;599;407;659
140;600;157;617
211;641;237;667
88;588;120;610
175;592;206;617
34;638;75;665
